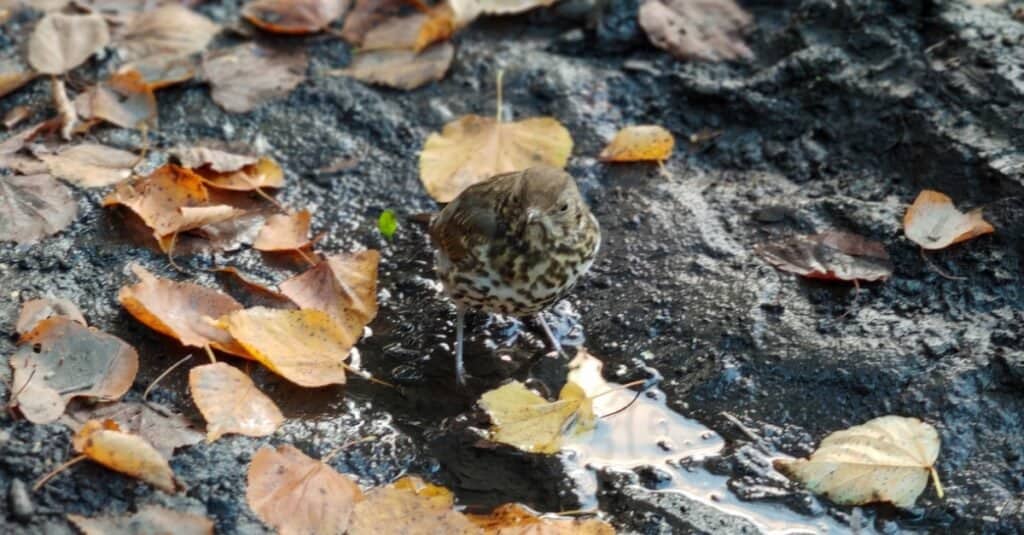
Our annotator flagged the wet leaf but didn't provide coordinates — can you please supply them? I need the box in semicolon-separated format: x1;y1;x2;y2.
378;209;397;239
35;143;137;188
247;444;363;535
115;5;220;62
639;0;754;62
903;190;995;250
28;12;110;75
479;380;596;454
203;43;308;113
194;156;284;191
253;210;313;251
75;69;158;130
15;297;86;335
68;506;213;535
102;164;209;236
337;41;454;91
72;419;180;493
242;0;350;35
361;5;454;53
213;266;297;309
216;307;355;387
63;401;203;459
118;264;249;357
171;146;258;173
419;113;573;203
189;362;284;441
349;476;479;535
9;317;138;423
599;125;675;162
279;250;379;328
774;415;943;508
467;503;615;534
753;231;893;283
0;174;78;244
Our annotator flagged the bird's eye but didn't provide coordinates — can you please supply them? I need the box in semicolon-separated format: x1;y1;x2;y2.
559;203;569;212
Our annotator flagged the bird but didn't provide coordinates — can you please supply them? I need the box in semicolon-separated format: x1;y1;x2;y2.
428;166;601;385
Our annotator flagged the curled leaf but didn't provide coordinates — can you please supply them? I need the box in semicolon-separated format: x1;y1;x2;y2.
68;506;214;535
0;174;78;245
28;12;110;75
63;401;203;459
242;0;350;35
253;210;313;251
195;156;284;191
203;43;308;113
361;6;454;53
479;380;595;454
75;69;158;131
171;146;258;173
189;362;284;441
72;420;180;493
753;231;893;282
340;0;406;45
122;55;198;90
467;503;614;534
903;190;994;250
349;476;478;535
15;297;86;335
279;250;379;327
599;125;675;162
102;164;209;236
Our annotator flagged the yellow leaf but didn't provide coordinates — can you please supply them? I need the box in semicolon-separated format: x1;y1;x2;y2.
348;476;479;535
253;210;313;251
189;362;284;442
279;250;380;328
72;420;180;493
337;42;454;91
903;190;994;250
467;502;615;534
478;380;595;454
196;157;285;191
599;125;675;162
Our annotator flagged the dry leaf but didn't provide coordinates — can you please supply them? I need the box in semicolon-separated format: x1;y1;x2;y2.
0;174;78;244
102;164;209;236
361;6;454;53
279;250;379;327
467;503;614;534
9;317;138;424
340;0;406;45
775;415;943;508
213;266;297;308
1;59;38;99
447;0;558;27
753;231;893;283
903;190;995;250
123;55;199;90
639;0;753;62
349;476;479;535
247;444;363;535
599;125;675;162
68;506;213;535
0;119;60;156
253;210;312;251
35;143;137;188
115;5;220;62
419;113;573;203
75;69;158;130
478;380;595;454
28;12;111;75
194;157;285;191
338;41;454;91
203;43;308;113
3;105;32;129
118;264;249;356
171;146;258;173
15;297;86;335
216;307;355;387
242;0;350;35
72;419;180;493
189;362;284;441
63;401;203;459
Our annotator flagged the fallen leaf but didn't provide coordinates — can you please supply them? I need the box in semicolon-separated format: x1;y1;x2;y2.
638;0;754;62
419;111;573;203
599;125;675;162
903;190;995;250
189;362;284;441
102;164;209;237
72;0;152;25
72;419;180;493
1;58;38;99
3;105;32;129
9;317;138;424
68;506;214;535
478;380;595;454
63;401;203;459
774;415;943;508
75;69;157;130
337;41;454;91
15;297;86;335
340;0;406;45
247;444;363;535
753;231;893;283
467;503;615;534
279;250;379;328
349;476;479;535
253;210;313;251
115;5;220;62
361;6;454;53
194;156;285;191
214;266;297;308
242;0;350;35
0;174;78;244
123;55;199;90
34;143;137;188
203;43;308;113
154;205;249;252
447;0;557;27
118;263;249;356
0;118;60;156
28;12;110;75
171;146;258;173
216;307;354;387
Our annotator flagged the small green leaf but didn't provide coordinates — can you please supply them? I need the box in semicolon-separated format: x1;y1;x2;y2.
378;209;398;240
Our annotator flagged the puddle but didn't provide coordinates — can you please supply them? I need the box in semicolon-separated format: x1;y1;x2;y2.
563;351;855;535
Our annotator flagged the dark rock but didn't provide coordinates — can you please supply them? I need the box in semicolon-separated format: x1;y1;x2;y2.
8;479;33;522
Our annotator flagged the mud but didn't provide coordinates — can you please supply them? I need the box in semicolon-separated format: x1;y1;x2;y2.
2;0;1023;533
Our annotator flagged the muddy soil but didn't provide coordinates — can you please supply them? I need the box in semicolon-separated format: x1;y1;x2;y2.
2;0;1023;533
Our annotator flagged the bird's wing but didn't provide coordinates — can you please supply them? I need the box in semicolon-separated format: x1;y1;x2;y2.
428;188;499;264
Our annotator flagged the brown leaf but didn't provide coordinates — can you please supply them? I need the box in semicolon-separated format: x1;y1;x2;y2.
28;12;111;75
118;263;250;356
753;231;893;282
34;143;137;188
203;43;308;113
15;297;86;335
467;503;614;534
639;0;753;62
0;174;78;244
242;0;350;35
361;6;454;53
340;0;407;45
68;506;214;535
72;419;180;493
247;445;364;535
447;0;559;27
102;163;209;236
115;5;220;62
903;190;995;250
279;250;379;327
189;362;284;441
599;125;675;162
171;146;258;173
338;41;454;91
1;58;38;99
349;476;480;535
63;401;203;459
213;266;297;309
0;119;60;156
75;69;158;130
253;210;312;251
122;55;199;90
3;105;32;129
9;317;138;424
194;156;285;191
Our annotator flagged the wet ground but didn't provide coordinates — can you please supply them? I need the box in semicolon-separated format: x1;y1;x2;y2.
2;0;1024;533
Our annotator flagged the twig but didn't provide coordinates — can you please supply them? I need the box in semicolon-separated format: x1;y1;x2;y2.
919;248;966;281
495;69;504;122
342;363;395;389
32;455;87;492
719;411;761;442
321;435;377;463
143;354;193;401
595;379;656;419
203;345;217;364
51;76;78;141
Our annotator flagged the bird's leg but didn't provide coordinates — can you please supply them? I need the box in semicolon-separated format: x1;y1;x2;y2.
535;313;568;358
455;306;467;386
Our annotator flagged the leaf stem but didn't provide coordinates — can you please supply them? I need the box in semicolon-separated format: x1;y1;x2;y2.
143;353;193;401
495;69;504;123
930;467;944;498
32;455;86;492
